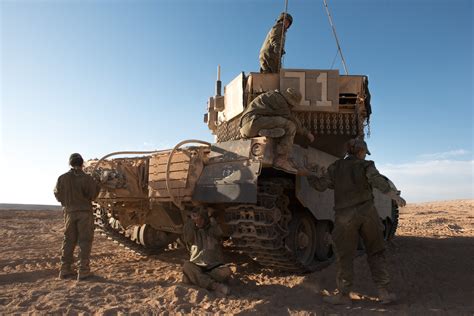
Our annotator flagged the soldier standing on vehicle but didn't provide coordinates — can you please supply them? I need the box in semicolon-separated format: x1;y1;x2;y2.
182;206;232;296
298;139;406;305
240;88;315;173
54;153;101;281
259;12;293;73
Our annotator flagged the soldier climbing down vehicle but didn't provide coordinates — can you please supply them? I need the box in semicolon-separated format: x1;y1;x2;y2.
298;139;406;305
240;87;315;173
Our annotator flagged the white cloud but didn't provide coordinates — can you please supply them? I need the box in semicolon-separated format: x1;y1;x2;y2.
378;160;474;203
417;149;471;160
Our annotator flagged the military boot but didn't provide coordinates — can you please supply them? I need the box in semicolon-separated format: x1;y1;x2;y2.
211;282;230;296
273;155;297;174
77;270;93;281
258;128;285;138
378;288;397;304
58;265;75;280
182;273;191;285
323;293;352;306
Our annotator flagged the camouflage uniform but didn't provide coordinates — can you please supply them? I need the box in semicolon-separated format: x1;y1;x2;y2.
54;168;100;277
239;90;309;158
182;213;231;290
308;155;393;295
259;13;292;73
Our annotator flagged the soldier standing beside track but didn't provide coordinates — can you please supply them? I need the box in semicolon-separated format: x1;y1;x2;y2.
54;153;101;281
240;88;315;173
298;139;406;305
259;12;293;73
182;206;232;296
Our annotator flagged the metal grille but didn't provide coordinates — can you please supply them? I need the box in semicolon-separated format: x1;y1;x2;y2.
215;112;364;143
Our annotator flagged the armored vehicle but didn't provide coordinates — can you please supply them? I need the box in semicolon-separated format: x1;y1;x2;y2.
86;68;399;272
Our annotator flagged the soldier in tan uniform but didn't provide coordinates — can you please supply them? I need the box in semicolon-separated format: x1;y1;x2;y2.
54;153;101;281
182;206;232;296
259;12;293;73
240;88;315;173
299;139;406;305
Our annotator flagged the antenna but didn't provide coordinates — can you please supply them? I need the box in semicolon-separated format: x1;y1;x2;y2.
216;65;222;96
322;0;349;75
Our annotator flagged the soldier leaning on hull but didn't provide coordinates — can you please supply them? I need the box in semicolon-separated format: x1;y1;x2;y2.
54;153;101;281
259;12;293;73
182;206;232;296
298;139;406;305
240;88;315;174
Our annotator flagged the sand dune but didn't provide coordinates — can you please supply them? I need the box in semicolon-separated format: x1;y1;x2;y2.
0;200;473;314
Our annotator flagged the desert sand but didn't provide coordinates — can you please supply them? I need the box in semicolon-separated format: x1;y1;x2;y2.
0;200;473;315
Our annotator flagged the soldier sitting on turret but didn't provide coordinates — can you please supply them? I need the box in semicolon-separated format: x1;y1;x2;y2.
239;88;315;173
182;206;232;296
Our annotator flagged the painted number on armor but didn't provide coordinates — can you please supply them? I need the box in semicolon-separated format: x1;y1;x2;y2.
284;71;333;107
316;73;332;107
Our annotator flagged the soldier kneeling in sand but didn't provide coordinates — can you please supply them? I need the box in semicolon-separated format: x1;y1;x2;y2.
182;206;232;296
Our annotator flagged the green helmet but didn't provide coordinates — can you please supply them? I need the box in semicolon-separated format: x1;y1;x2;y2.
69;153;84;167
347;139;371;155
277;12;293;26
281;87;302;107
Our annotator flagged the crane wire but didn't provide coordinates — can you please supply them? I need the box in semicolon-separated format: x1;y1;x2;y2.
278;0;289;72
330;49;339;69
322;0;349;75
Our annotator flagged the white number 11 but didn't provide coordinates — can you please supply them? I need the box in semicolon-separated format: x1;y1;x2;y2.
316;72;332;107
284;71;332;107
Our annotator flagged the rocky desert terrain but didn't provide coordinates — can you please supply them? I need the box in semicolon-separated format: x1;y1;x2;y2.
0;200;473;315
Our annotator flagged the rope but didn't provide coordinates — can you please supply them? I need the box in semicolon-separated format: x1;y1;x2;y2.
330;49;339;69
278;0;289;72
322;0;349;75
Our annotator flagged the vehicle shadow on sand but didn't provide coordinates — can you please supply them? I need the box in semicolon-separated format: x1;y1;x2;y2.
233;235;474;315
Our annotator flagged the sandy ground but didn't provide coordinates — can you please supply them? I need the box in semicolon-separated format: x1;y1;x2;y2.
0;200;473;315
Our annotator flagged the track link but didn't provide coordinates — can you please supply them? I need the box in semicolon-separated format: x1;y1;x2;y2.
93;206;162;256
225;178;332;272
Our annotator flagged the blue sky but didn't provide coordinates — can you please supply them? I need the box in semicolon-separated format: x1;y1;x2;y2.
0;0;472;204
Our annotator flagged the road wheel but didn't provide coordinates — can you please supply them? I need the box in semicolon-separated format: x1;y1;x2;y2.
315;221;333;261
286;212;317;267
134;224;179;249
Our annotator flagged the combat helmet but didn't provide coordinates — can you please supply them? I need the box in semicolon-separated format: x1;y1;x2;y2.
277;12;293;26
281;87;302;107
347;139;371;155
69;153;84;167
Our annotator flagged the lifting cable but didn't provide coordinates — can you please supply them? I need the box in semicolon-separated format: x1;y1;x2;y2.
322;0;349;75
278;0;289;72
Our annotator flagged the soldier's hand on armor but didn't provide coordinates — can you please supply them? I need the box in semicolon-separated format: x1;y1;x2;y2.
306;132;315;143
388;191;407;207
395;196;407;208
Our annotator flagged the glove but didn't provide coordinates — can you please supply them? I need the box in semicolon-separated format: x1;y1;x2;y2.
387;191;406;207
99;171;110;184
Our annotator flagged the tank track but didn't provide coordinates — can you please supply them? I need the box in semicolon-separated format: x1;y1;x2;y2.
225;178;331;272
93;206;162;256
